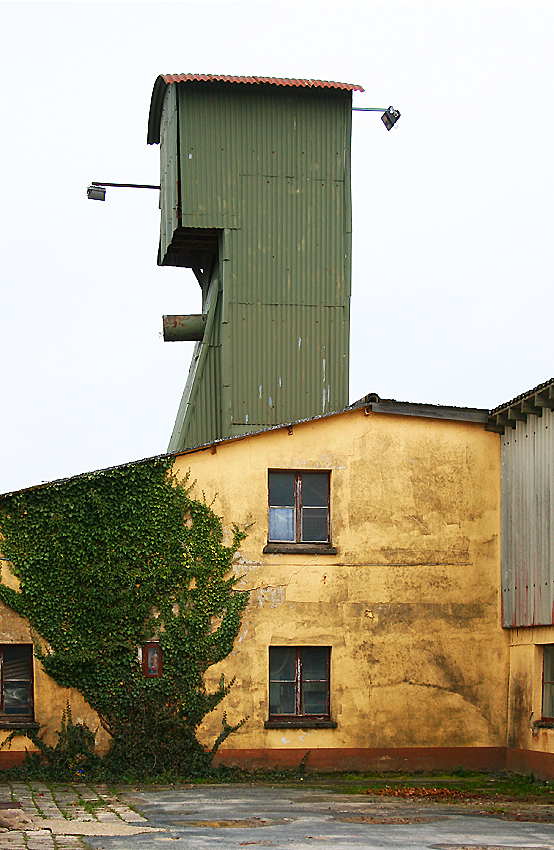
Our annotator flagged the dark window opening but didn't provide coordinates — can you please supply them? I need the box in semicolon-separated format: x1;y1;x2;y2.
543;645;554;720
0;645;33;719
269;646;330;719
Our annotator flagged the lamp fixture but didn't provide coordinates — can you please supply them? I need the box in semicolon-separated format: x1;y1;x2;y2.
352;105;401;130
86;181;161;201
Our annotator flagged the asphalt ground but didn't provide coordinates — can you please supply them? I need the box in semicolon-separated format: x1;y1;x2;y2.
3;781;554;850
82;784;554;850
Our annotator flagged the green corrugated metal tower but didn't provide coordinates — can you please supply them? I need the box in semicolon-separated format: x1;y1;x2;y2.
147;74;362;452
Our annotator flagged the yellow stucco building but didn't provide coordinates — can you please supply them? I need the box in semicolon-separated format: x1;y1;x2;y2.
173;397;507;771
0;392;522;772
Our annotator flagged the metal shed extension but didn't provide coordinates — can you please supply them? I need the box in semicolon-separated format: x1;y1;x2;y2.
493;379;554;627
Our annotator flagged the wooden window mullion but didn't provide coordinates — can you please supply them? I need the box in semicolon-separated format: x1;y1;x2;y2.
295;649;302;715
326;649;330;716
294;474;302;543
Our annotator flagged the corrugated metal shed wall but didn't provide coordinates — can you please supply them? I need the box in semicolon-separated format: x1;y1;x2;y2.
159;84;179;261
501;409;554;626
164;82;352;449
169;269;223;451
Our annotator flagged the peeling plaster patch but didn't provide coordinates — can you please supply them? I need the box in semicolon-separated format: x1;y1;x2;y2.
253;586;286;608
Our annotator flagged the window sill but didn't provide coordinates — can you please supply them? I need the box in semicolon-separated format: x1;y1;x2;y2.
263;544;337;555
533;720;554;730
0;720;38;730
265;719;337;729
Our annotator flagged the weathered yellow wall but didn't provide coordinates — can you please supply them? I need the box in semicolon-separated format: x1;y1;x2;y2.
0;562;110;755
508;628;554;755
0;405;507;766
171;406;508;759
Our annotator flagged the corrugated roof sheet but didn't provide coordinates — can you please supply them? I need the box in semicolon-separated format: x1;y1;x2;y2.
491;377;554;414
148;74;363;144
160;74;363;91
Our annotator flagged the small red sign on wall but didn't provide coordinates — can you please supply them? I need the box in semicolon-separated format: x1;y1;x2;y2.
142;643;162;677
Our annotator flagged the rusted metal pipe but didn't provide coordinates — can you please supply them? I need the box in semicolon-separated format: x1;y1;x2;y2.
163;314;207;342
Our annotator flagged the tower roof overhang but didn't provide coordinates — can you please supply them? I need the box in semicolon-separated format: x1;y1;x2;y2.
147;74;364;144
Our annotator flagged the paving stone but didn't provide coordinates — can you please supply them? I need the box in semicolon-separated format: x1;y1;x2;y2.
118;813;148;823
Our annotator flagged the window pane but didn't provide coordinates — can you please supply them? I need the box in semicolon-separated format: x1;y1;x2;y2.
302;681;328;715
544;646;554;717
545;646;554;683
302;474;328;507
302;507;328;542
3;683;32;715
3;646;32;681
270;647;295;681
269;682;295;715
269;507;295;541
544;683;554;719
302;647;328;680
269;473;294;507
2;646;32;716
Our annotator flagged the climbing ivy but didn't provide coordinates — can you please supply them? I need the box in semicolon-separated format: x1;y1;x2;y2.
0;458;249;777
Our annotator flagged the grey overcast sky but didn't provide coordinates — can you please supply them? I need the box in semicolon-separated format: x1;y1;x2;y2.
1;1;553;494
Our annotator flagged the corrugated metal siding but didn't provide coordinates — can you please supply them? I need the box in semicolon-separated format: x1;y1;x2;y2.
159;85;179;261
225;303;348;429
236;175;348;306
163;82;352;450
501;409;554;626
168;273;223;452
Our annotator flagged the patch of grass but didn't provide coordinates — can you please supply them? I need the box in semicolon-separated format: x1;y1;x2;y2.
83;799;104;815
306;770;554;801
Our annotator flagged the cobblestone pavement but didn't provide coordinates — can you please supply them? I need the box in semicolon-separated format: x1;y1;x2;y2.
0;783;155;850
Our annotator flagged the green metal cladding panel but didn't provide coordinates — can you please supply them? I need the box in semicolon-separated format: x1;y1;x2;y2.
159;84;179;261
169;285;223;451
176;82;351;249
236;175;350;306
163;81;353;451
223;302;349;430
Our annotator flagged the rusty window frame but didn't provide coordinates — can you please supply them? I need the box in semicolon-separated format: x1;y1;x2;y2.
0;645;34;720
268;646;331;720
267;471;330;544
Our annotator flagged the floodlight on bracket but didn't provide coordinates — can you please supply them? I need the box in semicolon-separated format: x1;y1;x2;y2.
352;105;401;130
86;181;161;201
